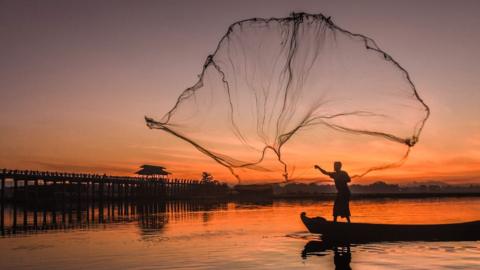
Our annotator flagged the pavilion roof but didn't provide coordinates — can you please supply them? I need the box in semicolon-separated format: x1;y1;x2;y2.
135;164;171;176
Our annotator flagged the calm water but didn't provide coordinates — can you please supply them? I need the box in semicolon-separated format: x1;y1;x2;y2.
0;197;479;269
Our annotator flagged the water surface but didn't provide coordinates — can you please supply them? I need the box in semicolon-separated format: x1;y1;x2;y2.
0;197;479;269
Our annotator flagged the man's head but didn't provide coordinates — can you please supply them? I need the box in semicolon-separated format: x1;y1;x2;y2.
334;161;342;172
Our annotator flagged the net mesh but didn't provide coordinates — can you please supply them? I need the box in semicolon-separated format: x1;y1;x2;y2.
146;13;430;183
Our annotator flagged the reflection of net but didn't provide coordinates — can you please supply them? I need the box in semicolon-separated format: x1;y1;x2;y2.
146;12;430;183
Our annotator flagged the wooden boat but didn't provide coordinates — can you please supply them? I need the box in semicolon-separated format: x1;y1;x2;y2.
300;212;480;242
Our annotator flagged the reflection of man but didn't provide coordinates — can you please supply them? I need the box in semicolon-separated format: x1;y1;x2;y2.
314;161;351;223
302;241;352;270
334;245;352;270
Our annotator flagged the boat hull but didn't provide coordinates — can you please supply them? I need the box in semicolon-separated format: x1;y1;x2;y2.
300;212;480;242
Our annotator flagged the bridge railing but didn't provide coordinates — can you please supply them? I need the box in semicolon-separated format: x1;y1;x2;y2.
0;168;230;203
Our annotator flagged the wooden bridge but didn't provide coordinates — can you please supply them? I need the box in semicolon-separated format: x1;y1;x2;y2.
0;169;229;233
0;169;229;204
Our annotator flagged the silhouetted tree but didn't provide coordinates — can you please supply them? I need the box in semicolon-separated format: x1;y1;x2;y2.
201;172;213;183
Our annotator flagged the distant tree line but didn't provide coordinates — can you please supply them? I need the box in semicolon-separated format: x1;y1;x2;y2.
271;181;480;196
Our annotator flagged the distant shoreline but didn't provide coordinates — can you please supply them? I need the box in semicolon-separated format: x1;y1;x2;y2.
0;193;478;205
228;192;480;201
269;192;480;200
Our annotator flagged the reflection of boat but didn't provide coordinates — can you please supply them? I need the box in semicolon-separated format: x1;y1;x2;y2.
301;212;480;242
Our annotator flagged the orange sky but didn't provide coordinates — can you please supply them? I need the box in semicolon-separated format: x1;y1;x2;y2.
1;0;479;184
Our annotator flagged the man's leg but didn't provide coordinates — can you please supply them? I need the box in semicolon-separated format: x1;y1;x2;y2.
346;216;351;223
333;215;337;222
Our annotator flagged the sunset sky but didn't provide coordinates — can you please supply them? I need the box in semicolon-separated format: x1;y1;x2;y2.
1;0;479;184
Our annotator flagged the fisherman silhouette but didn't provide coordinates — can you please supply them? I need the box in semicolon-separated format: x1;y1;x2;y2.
315;162;351;223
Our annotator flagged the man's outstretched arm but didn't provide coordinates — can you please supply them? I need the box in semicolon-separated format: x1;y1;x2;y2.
314;165;332;177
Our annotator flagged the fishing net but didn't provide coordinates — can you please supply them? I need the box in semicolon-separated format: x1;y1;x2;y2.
146;13;430;183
